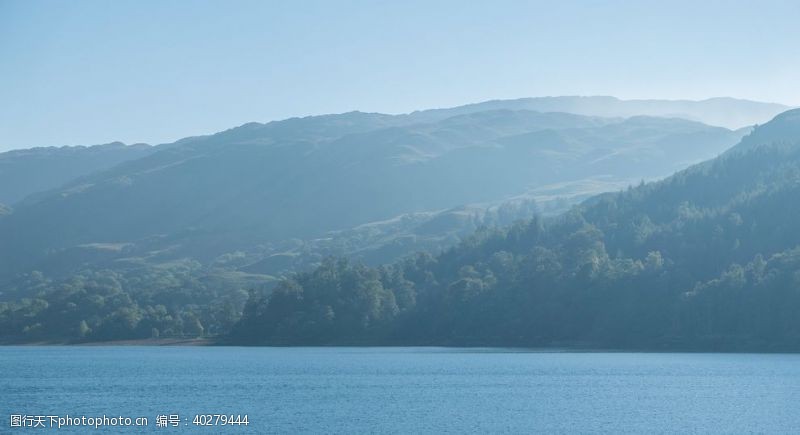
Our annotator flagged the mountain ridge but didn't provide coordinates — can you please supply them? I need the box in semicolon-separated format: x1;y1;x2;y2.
0;141;153;205
406;96;792;129
227;107;800;348
0;108;745;283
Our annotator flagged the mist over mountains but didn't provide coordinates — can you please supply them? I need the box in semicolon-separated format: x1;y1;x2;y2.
0;98;755;284
405;96;790;129
0;96;797;347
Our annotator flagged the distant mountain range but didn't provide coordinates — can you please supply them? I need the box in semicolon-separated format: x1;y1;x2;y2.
405;96;791;129
0;98;754;285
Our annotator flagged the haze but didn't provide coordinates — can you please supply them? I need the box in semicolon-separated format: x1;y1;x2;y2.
1;0;799;151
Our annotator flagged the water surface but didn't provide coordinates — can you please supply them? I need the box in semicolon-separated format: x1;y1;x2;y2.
2;347;799;433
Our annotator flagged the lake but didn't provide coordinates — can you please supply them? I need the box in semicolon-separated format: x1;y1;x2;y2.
2;347;799;433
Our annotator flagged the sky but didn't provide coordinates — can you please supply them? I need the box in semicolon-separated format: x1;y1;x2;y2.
1;0;799;151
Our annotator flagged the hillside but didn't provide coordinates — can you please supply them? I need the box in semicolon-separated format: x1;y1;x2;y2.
229;109;800;349
0;109;742;284
0;142;153;205
2;99;787;345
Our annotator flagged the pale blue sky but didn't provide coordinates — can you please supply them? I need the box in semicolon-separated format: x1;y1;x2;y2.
1;0;799;150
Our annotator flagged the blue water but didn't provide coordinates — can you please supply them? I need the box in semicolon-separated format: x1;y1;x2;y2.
2;347;800;434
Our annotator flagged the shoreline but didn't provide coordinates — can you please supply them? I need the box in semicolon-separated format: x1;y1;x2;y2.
2;338;217;346
4;340;800;354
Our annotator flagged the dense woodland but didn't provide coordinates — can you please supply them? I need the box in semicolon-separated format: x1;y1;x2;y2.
2;108;800;348
231;111;800;349
0;261;251;342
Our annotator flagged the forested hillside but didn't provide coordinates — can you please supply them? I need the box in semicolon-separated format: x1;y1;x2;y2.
2;99;787;345
229;109;800;350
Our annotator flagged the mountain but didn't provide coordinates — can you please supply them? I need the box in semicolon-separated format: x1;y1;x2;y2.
0;142;153;205
229;109;800;349
0;109;744;283
726;108;800;154
409;96;791;130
